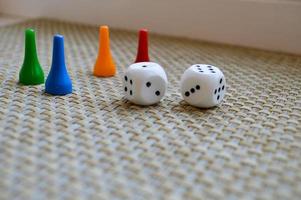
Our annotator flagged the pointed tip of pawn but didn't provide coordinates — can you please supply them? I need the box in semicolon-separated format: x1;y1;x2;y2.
100;25;109;32
19;28;44;85
135;29;150;63
93;25;116;77
25;28;35;37
45;34;72;95
54;34;64;40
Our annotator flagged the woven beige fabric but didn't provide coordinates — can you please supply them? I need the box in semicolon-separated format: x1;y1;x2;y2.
0;19;301;200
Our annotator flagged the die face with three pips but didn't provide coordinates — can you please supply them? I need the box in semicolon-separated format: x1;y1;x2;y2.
19;28;226;108
180;64;226;108
123;62;168;106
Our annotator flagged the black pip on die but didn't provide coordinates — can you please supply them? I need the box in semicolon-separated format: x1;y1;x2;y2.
180;64;226;108
123;62;168;105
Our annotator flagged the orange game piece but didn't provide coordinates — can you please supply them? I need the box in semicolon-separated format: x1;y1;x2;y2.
93;26;116;77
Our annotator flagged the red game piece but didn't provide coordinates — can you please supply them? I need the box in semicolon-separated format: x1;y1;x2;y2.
135;29;150;63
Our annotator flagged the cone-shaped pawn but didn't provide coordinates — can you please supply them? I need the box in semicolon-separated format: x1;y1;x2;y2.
93;26;116;77
19;29;44;85
135;29;150;63
45;35;72;95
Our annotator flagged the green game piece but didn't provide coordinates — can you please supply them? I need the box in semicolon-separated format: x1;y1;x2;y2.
19;29;44;85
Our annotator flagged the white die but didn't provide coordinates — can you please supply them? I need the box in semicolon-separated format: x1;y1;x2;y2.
123;62;168;105
180;64;226;108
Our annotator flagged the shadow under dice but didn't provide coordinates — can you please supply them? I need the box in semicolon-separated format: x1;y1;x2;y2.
123;62;168;106
180;64;226;108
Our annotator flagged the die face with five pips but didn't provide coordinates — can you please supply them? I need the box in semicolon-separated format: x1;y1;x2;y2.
180;64;226;108
123;62;168;106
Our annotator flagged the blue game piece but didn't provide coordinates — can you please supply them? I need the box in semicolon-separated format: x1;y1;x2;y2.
45;34;72;95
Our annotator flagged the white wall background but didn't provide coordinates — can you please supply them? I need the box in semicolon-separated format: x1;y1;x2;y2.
0;0;301;54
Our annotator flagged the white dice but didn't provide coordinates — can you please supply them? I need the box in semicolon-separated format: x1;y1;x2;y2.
180;64;226;108
123;62;168;105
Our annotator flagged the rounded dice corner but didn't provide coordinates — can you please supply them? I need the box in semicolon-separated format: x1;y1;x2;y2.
180;64;226;108
122;62;168;106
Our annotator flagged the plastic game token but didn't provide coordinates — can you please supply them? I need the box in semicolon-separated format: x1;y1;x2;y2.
19;28;44;85
93;26;116;77
135;29;150;63
45;34;72;95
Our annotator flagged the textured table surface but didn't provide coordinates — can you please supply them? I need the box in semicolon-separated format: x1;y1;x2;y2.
0;19;301;200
